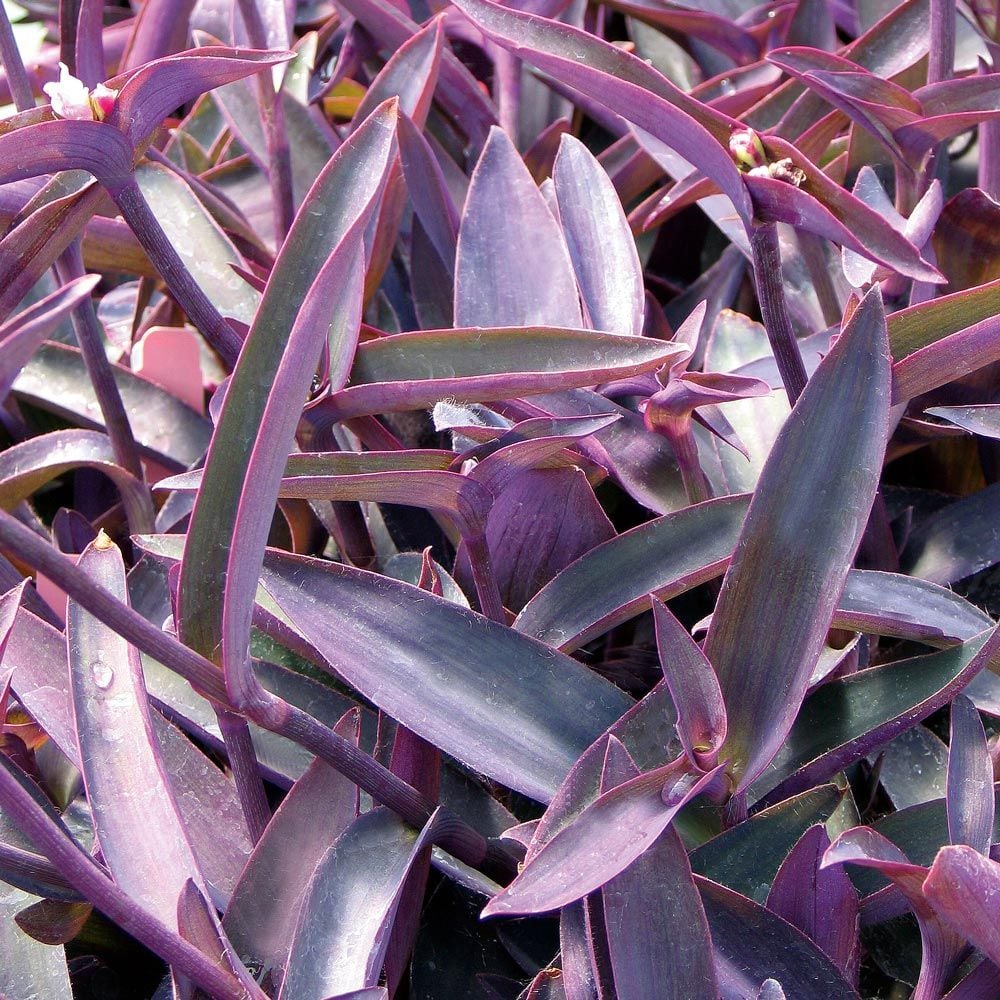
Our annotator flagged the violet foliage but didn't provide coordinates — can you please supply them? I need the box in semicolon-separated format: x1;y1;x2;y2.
0;0;997;997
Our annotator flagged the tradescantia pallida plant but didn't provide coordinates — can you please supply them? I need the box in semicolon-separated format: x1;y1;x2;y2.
0;0;998;996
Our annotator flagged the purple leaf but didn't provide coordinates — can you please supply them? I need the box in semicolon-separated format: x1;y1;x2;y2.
223;710;362;988
322;327;687;421
651;596;726;771
925;404;1000;440
925;846;1000;970
947;695;994;855
752;627;999;807
901;484;1000;585
888;276;1000;358
178;100;397;711
482;759;725;917
696;878;860;999
13;342;211;469
514;494;751;651
552;133;644;337
603;824;718;999
0;273;100;398
455;126;581;328
67;537;206;929
107;46;293;149
6;604;252;903
257;549;632;802
765;825;860;983
472;467;614;613
706;285;891;791
352;19;443;130
559;902;598;1000
0;429;153;534
448;0;753;224
278;808;440;999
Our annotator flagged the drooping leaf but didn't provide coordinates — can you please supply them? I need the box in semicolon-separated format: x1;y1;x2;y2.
946;695;994;855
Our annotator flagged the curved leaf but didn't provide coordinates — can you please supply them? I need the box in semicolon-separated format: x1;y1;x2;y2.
258;549;633;802
278;809;438;999
947;695;993;855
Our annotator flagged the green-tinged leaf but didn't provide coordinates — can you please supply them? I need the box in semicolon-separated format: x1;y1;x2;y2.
13;343;211;468
887;277;1000;358
0;883;72;1000
134;161;260;325
67;537;205;928
278;809;438;999
179;101;397;698
514;495;750;651
324;327;687;420
257;549;633;803
224;711;361;984
902;484;1000;585
690;785;842;902
0;429;154;534
925;404;1000;440
707;286;891;791
696;878;860;998
751;629;999;806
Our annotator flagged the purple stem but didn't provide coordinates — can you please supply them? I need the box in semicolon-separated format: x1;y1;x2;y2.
979;51;1000;200
55;242;149;496
749;223;807;405
665;422;713;506
464;531;506;622
927;0;956;86
0;1;34;112
109;177;243;368
215;707;271;844
235;0;295;240
0;508;517;880
493;44;522;140
0;757;263;1000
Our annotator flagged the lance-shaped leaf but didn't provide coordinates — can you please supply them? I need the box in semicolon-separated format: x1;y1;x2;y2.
258;549;633;802
823;828;966;998
766;825;860;983
552;133;644;337
482;759;726;917
161;461;491;538
455;126;581;329
603;822;718;999
0;879;73;1000
13;342;212;468
888;277;1000;357
224;710;362;985
67;535;205;928
925;405;1000;440
321;328;687;420
893;314;1000;403
652;596;726;771
752;627;1000;807
0;273;99;399
515;494;750;650
696;878;860;999
706;285;891;791
947;695;994;855
690;785;842;899
0;430;153;534
278;809;440;999
924;846;1000;968
178;101;397;706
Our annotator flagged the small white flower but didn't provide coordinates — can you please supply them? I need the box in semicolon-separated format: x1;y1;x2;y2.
43;63;117;121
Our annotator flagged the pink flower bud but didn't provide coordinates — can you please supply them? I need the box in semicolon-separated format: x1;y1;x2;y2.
728;128;767;171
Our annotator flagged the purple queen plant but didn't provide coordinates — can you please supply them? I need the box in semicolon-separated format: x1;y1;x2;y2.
0;0;997;997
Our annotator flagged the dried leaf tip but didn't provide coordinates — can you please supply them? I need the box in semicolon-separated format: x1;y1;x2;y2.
94;529;115;551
